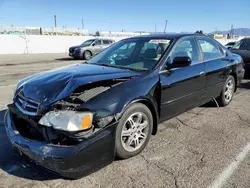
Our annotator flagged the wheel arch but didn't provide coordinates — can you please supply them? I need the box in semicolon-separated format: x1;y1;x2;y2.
83;50;92;58
120;98;159;135
230;67;237;92
231;72;237;92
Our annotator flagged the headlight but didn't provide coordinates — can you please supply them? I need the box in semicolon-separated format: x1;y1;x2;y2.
75;47;80;51
39;111;93;132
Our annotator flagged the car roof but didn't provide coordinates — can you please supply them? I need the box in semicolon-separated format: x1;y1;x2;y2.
128;33;205;40
241;38;250;41
96;38;114;41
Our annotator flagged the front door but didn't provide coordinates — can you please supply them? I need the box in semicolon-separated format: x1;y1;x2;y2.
159;37;206;121
92;39;103;55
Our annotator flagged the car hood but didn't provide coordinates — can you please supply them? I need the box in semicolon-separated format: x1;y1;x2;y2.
70;45;82;49
70;45;89;49
17;63;140;105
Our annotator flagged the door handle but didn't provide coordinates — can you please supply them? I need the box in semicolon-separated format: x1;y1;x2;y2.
199;71;205;76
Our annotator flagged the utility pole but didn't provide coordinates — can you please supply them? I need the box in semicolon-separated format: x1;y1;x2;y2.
82;19;84;29
231;25;234;39
164;20;168;33
54;15;57;27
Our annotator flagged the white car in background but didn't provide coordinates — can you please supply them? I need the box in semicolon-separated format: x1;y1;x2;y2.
225;42;237;49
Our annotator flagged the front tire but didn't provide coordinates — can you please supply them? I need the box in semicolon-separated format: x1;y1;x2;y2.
218;75;235;106
83;50;92;60
115;103;153;159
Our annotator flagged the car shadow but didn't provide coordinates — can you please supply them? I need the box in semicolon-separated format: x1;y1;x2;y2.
244;71;250;79
55;57;82;61
0;109;62;181
200;101;218;108
238;80;250;89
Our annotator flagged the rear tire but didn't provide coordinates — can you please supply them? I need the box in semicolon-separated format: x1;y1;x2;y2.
115;103;153;159
218;75;235;106
83;50;92;60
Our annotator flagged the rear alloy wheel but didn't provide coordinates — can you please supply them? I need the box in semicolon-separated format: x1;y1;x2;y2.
115;103;153;159
83;51;92;60
218;75;235;106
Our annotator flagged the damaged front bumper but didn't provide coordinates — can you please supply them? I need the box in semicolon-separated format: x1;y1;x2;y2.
4;110;117;179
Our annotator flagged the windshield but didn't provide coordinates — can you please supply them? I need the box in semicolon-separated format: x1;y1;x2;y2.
87;38;172;71
231;39;250;50
81;39;95;46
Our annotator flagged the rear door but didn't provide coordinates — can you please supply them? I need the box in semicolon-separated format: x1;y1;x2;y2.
196;37;230;101
159;37;206;121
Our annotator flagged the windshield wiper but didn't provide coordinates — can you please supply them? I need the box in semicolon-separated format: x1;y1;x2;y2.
90;63;147;72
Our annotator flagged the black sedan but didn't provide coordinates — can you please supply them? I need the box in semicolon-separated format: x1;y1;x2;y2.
5;34;245;179
230;38;250;75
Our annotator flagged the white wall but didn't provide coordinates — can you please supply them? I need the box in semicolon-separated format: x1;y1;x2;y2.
0;35;242;55
216;39;239;45
0;35;96;54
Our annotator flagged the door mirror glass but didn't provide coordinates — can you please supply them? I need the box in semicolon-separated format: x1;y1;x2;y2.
227;46;232;50
92;43;96;46
169;56;191;69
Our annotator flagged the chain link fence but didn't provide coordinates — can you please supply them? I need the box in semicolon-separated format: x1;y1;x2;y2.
0;25;89;36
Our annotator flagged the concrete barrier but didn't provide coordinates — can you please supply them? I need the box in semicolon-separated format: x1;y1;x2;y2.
0;34;240;54
0;35;96;54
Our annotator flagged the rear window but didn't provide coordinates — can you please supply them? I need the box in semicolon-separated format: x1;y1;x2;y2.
232;39;250;50
198;38;224;61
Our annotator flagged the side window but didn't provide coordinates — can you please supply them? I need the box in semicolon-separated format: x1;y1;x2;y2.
170;38;199;64
198;38;223;61
94;40;102;46
103;40;110;45
239;40;250;50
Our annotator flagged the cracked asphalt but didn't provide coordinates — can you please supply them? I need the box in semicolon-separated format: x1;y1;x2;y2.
0;53;250;188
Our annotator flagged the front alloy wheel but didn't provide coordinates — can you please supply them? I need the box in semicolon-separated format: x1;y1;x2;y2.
83;51;92;60
121;112;149;152
115;103;153;159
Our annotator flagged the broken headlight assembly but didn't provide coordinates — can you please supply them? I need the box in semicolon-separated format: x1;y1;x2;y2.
39;110;93;132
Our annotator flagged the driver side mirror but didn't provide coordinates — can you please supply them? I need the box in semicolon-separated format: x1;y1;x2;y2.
168;56;192;69
227;47;232;50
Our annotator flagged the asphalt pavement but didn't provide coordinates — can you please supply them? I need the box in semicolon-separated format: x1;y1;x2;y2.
0;53;250;188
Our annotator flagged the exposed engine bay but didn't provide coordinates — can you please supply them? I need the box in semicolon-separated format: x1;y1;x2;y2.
11;79;127;146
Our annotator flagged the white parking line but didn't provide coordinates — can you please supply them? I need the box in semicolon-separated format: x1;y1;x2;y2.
0;84;16;89
208;141;250;188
